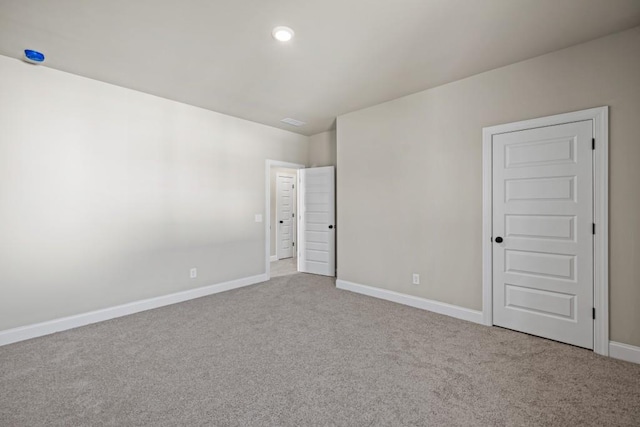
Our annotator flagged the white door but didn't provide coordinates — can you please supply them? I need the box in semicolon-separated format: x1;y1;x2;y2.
298;167;335;276
492;120;594;349
276;174;295;259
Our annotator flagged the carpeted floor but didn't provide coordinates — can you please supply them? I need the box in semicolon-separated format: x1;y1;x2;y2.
1;273;639;426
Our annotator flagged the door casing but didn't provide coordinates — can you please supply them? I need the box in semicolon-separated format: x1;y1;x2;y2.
265;160;305;279
482;106;609;355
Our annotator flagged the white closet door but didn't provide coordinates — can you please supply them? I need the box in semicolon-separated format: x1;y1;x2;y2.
276;174;295;259
492;120;594;349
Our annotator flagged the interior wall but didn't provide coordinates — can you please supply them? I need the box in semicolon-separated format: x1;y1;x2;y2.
270;167;298;258
337;27;640;347
308;130;337;167
0;55;309;332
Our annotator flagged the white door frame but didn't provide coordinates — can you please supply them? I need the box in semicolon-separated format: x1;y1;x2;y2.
265;160;305;279
482;106;609;355
275;172;296;260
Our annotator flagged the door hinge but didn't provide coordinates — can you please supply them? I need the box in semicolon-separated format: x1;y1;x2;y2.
292;184;294;189
593;223;596;235
292;242;295;246
593;307;596;320
592;138;595;150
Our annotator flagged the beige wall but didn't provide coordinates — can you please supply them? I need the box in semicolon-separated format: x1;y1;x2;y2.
270;167;298;257
337;27;640;347
309;130;337;167
0;55;309;331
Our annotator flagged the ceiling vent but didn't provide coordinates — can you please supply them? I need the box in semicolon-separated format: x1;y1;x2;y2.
281;118;306;127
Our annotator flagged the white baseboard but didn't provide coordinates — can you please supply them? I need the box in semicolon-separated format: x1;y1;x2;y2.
336;279;484;325
609;341;640;364
0;273;268;347
270;255;278;262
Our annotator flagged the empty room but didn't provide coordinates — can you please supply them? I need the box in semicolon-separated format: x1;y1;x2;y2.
1;1;640;425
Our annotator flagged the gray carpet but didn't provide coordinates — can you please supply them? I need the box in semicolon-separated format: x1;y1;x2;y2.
1;273;639;426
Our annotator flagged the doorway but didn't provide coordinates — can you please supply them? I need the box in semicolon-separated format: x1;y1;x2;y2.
265;161;336;279
266;161;304;279
482;107;609;355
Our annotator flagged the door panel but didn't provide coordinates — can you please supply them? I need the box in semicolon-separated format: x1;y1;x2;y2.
505;136;576;168
492;120;593;349
298;167;335;277
505;250;575;280
504;284;575;320
505;215;576;241
505;176;575;202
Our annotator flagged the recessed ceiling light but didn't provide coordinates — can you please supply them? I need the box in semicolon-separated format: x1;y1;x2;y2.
272;26;294;42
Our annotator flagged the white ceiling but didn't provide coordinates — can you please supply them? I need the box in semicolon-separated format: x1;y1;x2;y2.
1;0;639;136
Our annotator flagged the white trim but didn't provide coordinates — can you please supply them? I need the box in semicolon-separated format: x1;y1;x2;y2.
270;255;278;262
0;273;267;347
592;108;609;356
609;341;640;365
336;279;484;325
265;160;305;279
482;129;493;327
482;106;609;355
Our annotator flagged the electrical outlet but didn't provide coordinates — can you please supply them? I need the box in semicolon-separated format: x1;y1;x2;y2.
255;214;263;223
412;273;420;285
190;268;197;279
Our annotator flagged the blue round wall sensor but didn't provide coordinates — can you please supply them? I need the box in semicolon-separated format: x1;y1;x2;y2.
24;49;45;63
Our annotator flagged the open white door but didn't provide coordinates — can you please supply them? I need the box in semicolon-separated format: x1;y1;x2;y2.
298;166;335;276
